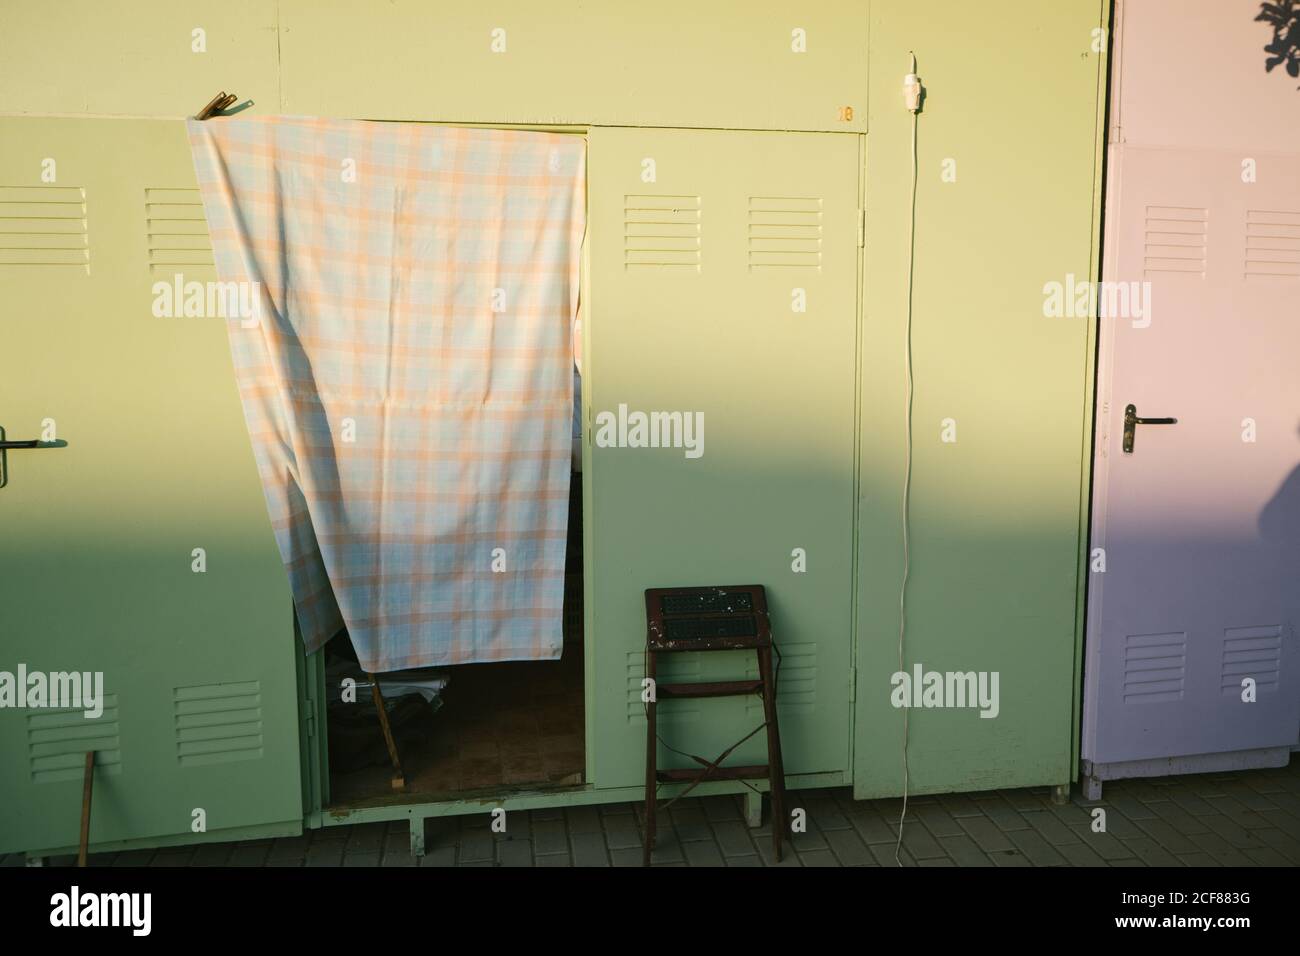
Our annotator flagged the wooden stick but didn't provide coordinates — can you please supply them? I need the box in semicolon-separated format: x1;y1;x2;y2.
195;91;228;120
368;675;406;791
77;751;94;867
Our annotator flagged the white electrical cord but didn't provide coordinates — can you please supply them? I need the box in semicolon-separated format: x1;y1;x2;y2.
895;51;921;868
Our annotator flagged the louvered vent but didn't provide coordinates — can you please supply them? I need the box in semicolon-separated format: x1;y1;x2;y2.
623;194;701;270
748;196;822;270
146;187;214;275
27;694;121;784
0;185;89;272
1221;625;1282;695
1245;210;1300;279
626;651;700;723
174;680;263;767
746;642;817;716
1143;206;1207;277
1122;631;1186;704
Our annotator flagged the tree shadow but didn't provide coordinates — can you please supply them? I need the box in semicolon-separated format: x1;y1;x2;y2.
1258;1;1300;86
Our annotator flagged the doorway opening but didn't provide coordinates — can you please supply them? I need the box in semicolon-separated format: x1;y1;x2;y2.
324;471;586;806
306;123;591;809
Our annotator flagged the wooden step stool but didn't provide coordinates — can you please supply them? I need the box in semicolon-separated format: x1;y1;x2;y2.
642;585;787;866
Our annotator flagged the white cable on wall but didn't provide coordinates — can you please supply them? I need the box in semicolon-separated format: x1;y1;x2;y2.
895;52;922;867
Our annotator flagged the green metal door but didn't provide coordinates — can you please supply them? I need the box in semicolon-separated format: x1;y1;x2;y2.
0;118;302;855
586;126;860;789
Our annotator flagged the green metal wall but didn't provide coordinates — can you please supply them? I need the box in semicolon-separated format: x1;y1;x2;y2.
854;1;1108;797
0;2;1108;854
0;119;304;856
584;127;862;789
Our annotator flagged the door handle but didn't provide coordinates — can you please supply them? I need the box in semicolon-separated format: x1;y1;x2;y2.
1122;403;1177;454
0;439;67;450
0;426;68;489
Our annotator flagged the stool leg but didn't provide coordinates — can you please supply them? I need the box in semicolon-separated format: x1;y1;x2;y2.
757;645;786;862
643;650;658;867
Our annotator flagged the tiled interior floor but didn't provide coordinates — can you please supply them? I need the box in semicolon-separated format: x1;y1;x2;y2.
9;760;1298;868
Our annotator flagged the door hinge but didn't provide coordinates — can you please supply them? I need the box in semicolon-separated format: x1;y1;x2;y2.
857;209;865;248
848;666;856;702
304;710;315;739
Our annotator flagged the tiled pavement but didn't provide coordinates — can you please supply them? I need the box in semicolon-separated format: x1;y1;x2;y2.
5;761;1299;867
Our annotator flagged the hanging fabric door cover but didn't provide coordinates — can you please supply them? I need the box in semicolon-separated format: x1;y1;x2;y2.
188;117;585;671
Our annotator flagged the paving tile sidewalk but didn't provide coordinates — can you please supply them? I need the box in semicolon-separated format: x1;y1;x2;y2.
6;761;1298;868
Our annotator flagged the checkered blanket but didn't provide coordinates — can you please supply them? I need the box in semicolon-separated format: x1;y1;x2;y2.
188;117;584;670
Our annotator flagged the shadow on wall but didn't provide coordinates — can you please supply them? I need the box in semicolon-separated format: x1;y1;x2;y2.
1259;426;1300;570
1258;1;1300;86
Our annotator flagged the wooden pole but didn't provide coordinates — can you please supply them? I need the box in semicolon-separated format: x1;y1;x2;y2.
77;750;94;867
368;675;406;791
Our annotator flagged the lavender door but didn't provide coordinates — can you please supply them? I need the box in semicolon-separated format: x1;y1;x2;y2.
1082;0;1300;787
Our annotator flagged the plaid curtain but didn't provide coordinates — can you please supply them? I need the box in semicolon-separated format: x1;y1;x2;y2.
188;117;584;670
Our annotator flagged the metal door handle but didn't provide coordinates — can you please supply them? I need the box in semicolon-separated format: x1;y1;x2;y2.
1122;403;1177;454
0;427;68;489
